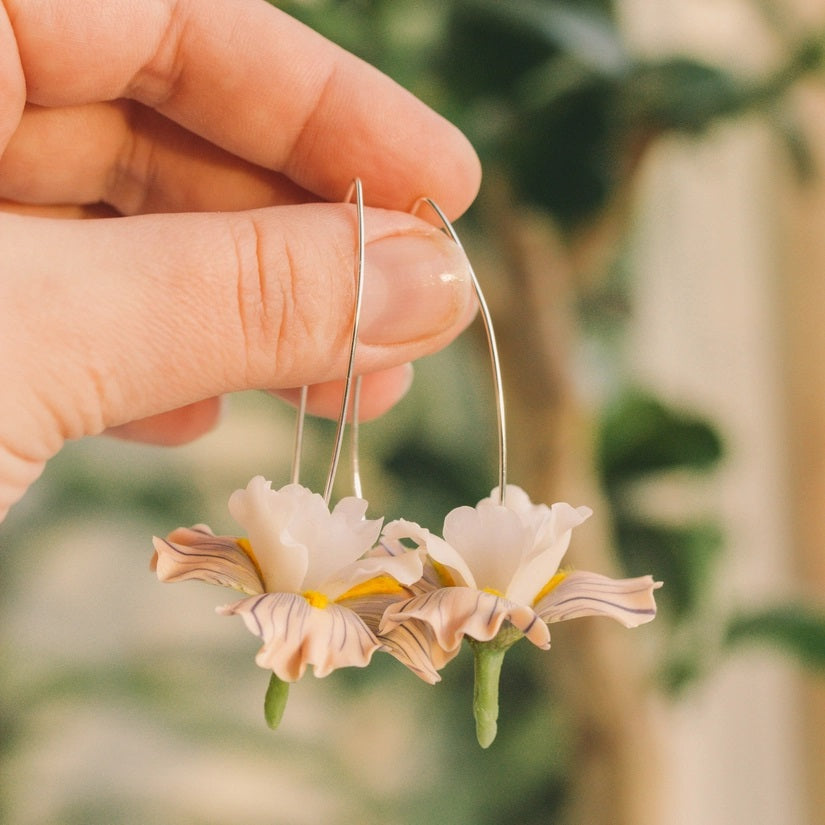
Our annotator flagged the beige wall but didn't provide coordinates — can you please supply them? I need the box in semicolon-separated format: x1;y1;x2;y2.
619;1;825;822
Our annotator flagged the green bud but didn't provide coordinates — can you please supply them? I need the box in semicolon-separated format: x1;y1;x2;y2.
264;673;290;730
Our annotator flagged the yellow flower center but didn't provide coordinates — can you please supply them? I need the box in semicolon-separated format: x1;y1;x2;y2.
336;575;406;602
483;587;505;598
302;590;329;609
533;571;569;605
236;538;265;583
431;559;456;587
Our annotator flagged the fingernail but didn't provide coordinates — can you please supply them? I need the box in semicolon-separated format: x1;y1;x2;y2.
359;231;473;345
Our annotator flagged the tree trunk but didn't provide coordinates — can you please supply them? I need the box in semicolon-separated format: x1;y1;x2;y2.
777;79;825;825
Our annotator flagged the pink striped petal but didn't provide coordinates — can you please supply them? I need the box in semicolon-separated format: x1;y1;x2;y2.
378;620;459;684
381;587;551;652
218;592;382;681
334;588;448;684
151;526;264;595
534;571;661;628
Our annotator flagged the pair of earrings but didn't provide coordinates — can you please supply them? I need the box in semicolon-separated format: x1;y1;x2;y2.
151;180;660;747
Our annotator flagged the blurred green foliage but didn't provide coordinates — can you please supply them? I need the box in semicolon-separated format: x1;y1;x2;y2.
725;604;825;671
598;390;724;617
599;389;723;485
597;388;726;691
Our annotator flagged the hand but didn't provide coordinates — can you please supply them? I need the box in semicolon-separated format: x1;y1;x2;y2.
0;0;481;521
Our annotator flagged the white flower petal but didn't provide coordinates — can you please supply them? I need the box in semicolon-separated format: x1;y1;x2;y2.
442;501;533;594
489;485;591;558
371;536;442;592
488;484;536;514
507;502;592;604
530;503;593;560
298;496;383;591
534;571;661;628
218;592;382;681
228;478;310;593
227;479;381;595
151;526;264;595
380;518;431;548
383;519;476;588
381;588;550;651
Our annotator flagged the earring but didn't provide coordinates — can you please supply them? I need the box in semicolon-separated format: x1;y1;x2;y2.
151;180;661;746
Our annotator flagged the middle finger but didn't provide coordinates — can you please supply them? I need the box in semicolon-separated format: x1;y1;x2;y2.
0;101;315;215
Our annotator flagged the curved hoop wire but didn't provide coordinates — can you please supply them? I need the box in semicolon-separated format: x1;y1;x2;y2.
323;178;365;503
289;178;366;504
411;198;508;504
291;186;505;507
289;385;309;485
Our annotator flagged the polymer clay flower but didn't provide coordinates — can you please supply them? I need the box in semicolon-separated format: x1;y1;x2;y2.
380;484;661;745
152;477;423;690
344;536;457;685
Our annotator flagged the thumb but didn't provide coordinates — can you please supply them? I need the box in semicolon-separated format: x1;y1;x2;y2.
0;203;474;461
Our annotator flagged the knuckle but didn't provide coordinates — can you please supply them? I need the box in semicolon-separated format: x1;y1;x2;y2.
228;216;277;379
106;104;156;214
227;210;352;388
124;0;186;107
228;215;315;386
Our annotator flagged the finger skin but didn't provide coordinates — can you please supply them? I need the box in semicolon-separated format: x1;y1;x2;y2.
0;102;312;214
108;363;414;446
0;199;117;219
271;363;415;422
2;0;481;216
0;4;24;150
0;0;483;523
106;398;224;445
0;204;473;455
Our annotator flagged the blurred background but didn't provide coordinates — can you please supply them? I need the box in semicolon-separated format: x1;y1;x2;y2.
4;0;825;822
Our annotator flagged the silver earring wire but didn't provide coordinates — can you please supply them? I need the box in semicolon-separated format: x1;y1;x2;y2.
412;198;508;504
350;374;364;499
289;180;365;503
289;385;309;485
323;178;365;504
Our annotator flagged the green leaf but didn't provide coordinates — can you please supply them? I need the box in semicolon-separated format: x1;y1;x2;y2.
598;388;723;487
621;57;745;134
614;518;723;621
446;0;629;87
504;77;618;228
658;653;705;695
443;2;557;99
263;673;290;730
725;604;825;671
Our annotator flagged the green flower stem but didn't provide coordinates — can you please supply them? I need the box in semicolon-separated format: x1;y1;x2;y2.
264;673;290;730
471;640;507;748
470;627;524;748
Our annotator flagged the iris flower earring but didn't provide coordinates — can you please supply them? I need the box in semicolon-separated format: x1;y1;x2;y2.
151;181;660;746
376;198;662;747
151;180;426;727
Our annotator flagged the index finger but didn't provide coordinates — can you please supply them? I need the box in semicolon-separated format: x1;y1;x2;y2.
4;0;480;215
